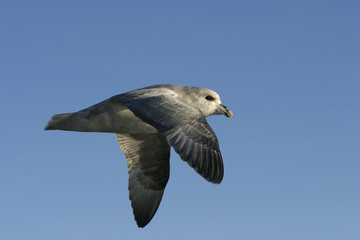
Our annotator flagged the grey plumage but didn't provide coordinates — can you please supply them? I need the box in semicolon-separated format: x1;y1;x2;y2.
45;84;232;227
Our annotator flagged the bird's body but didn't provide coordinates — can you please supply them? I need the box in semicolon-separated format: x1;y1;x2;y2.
45;84;232;227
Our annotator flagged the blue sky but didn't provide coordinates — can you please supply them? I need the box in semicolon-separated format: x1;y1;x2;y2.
1;1;359;239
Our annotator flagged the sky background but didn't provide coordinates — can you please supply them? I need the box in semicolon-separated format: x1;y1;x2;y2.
1;1;359;239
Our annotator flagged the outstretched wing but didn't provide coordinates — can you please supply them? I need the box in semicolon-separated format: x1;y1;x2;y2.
112;91;224;183
162;119;223;183
116;133;170;228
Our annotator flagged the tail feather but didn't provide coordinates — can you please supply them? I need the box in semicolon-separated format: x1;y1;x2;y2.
45;113;74;131
44;99;158;133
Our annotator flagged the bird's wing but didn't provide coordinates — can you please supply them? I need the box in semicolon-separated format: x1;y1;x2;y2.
162;118;223;183
111;91;224;183
116;133;170;228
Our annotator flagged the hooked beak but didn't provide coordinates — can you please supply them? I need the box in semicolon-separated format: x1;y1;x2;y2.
217;104;233;118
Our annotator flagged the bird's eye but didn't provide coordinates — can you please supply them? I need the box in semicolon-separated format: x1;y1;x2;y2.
205;95;215;101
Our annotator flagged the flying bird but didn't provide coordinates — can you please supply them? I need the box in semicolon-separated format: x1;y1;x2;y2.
45;84;233;227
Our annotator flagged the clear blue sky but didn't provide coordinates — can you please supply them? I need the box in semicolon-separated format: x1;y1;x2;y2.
1;1;359;239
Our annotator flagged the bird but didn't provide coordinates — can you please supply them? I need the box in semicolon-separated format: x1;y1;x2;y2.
45;84;233;227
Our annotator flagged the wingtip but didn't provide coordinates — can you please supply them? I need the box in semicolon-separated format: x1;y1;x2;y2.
133;211;153;228
206;172;223;184
136;220;148;228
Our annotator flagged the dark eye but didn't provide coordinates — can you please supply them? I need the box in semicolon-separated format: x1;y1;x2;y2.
205;95;215;101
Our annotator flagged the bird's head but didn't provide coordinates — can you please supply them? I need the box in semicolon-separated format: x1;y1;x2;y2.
178;86;233;118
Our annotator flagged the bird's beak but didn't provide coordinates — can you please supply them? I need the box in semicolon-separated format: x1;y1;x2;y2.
217;104;233;118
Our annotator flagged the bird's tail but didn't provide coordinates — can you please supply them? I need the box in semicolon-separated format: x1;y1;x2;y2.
44;99;140;133
45;113;77;131
44;100;115;132
44;99;157;133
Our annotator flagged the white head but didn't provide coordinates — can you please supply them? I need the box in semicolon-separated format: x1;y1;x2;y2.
174;85;233;118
